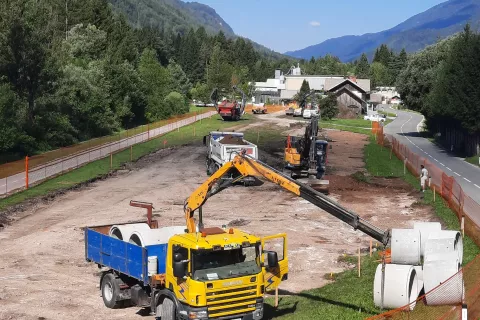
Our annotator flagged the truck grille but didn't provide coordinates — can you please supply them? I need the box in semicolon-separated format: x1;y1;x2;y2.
206;285;257;318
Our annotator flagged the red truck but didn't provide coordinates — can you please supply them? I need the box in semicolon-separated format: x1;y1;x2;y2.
211;86;246;121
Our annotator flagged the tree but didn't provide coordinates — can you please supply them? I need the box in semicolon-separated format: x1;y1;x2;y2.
190;83;210;104
207;44;232;90
355;53;370;78
293;79;311;101
167;59;192;97
319;93;339;120
373;44;392;66
370;62;390;87
138;48;173;121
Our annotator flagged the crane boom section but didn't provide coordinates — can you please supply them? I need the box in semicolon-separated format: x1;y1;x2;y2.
184;153;389;245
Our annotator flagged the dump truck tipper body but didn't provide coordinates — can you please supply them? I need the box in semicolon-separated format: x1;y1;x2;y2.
204;132;258;175
86;222;287;320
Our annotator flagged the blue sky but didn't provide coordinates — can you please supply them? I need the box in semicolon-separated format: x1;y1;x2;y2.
189;0;447;53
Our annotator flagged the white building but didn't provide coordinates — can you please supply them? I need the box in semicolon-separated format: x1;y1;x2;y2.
253;65;370;103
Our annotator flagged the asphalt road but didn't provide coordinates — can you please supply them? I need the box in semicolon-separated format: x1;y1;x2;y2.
383;106;480;223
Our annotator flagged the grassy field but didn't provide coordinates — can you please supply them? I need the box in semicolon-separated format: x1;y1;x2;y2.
466;155;479;167
0;114;251;211
264;134;479;319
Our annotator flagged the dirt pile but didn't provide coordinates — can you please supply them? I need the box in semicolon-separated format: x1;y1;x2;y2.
219;135;249;145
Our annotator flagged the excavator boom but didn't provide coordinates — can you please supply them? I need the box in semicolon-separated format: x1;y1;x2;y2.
184;152;390;246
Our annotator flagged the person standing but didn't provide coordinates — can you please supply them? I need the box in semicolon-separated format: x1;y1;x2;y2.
420;165;428;192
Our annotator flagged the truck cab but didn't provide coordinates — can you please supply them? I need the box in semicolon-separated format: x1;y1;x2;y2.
165;228;287;320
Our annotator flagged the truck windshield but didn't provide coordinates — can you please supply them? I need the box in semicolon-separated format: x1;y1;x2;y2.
192;245;261;281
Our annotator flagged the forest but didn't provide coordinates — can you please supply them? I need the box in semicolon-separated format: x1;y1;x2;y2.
0;0;296;161
397;25;480;156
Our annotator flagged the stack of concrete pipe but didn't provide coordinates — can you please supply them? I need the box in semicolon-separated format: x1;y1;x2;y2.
374;222;464;310
109;224;186;247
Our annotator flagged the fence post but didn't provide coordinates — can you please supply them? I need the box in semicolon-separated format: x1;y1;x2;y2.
404;159;407;175
25;156;29;189
147;123;150;140
130;145;133;162
110;153;113;170
433;186;436;202
358;247;361;277
461;215;465;238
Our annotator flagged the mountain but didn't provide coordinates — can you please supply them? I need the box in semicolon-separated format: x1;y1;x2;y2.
285;0;480;61
108;0;285;59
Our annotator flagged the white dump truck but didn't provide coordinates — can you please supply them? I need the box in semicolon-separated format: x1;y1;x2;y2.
203;131;258;175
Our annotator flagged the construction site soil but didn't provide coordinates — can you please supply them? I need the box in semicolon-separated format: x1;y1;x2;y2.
0;117;439;320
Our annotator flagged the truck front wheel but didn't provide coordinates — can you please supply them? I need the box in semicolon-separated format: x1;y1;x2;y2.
161;298;175;320
101;273;121;309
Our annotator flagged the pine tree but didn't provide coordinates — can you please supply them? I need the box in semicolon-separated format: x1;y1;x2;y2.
355;53;370;78
168;59;192;97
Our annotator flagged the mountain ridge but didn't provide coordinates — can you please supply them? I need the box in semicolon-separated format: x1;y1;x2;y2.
285;0;480;61
108;0;285;59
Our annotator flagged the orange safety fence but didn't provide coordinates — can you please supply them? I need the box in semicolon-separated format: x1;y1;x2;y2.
369;126;480;319
0;110;217;196
0;107;215;179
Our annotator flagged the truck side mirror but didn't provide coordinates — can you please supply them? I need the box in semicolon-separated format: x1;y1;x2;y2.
174;253;183;262
173;261;186;278
267;251;279;268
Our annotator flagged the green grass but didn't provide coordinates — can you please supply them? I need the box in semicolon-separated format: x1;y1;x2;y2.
265;253;383;320
0;114;252;211
321;118;373;128
466;155;479;167
378;110;397;117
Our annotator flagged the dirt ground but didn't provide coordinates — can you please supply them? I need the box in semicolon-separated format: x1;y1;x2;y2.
0;113;440;320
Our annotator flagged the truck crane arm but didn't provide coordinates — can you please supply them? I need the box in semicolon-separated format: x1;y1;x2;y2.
210;88;220;112
184;152;391;246
232;85;247;115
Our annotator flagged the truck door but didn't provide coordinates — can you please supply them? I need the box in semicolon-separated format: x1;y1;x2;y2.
261;234;288;291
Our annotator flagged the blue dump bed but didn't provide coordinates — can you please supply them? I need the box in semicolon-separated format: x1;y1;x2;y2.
85;226;168;286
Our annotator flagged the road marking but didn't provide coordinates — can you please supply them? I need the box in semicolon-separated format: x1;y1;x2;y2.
464;178;472;183
475;184;480;189
428;155;433;158
446;167;452;171
454;172;461;176
419;148;423;151
440;163;445;166
424;152;428;155
434;159;439;162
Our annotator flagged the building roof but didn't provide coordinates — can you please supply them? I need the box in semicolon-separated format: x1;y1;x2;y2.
326;79;369;94
335;87;367;105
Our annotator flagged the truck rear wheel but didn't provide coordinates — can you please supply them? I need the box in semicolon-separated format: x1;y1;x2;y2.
101;273;121;309
161;298;175;320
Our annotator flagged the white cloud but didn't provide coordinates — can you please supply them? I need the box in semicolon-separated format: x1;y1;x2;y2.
309;21;320;27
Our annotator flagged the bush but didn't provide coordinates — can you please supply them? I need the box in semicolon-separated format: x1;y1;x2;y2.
164;92;187;115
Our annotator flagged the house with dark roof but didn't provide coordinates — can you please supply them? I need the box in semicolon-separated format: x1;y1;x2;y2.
325;78;370;114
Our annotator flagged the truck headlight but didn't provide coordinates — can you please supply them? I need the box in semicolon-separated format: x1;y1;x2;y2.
189;310;208;319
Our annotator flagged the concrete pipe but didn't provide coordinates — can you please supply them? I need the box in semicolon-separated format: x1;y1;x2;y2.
128;226;186;247
425;231;463;264
391;229;421;265
413;266;424;296
373;264;419;310
413;222;441;257
109;223;150;241
423;257;463;306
